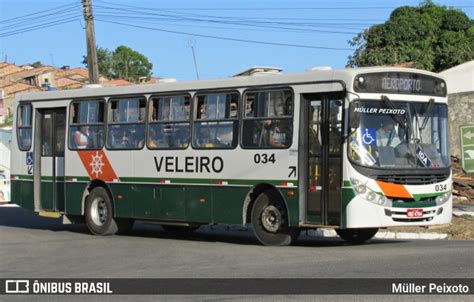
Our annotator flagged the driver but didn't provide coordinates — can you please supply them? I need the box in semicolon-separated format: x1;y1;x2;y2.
376;119;401;147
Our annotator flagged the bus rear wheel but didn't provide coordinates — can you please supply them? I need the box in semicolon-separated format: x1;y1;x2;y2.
85;187;133;235
336;228;378;243
251;190;300;246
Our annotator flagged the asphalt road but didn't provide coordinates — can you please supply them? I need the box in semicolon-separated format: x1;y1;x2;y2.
1;206;473;280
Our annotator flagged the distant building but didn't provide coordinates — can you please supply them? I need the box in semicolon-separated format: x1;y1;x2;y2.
0;63;140;120
439;60;474;158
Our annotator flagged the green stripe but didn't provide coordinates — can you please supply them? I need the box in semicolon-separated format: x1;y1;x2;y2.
13;174;298;187
119;177;296;187
412;192;444;201
392;199;437;208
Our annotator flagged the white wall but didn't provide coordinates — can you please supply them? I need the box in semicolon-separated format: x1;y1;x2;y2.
439;61;474;94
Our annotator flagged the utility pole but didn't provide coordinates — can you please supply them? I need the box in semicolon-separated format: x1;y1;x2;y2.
82;0;100;84
188;39;200;80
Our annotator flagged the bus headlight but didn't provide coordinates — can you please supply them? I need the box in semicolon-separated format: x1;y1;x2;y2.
366;191;376;201
350;178;367;194
350;178;391;206
435;191;451;205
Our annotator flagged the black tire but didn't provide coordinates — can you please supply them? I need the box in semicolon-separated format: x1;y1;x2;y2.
251;190;300;246
85;187;134;235
161;225;200;233
336;228;379;243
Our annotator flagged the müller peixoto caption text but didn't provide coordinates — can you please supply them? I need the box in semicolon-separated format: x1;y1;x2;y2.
392;282;470;294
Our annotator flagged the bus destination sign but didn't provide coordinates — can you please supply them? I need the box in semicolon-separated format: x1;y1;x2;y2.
354;72;447;96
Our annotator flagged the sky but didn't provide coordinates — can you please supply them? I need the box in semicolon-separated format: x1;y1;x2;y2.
1;0;473;81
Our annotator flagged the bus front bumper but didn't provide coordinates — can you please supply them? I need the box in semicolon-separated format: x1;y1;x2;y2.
345;196;452;228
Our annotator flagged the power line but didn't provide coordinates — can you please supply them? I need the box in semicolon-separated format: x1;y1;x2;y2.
1;11;82;31
0;2;79;24
95;19;354;51
0;18;82;37
92;1;473;11
93;5;359;35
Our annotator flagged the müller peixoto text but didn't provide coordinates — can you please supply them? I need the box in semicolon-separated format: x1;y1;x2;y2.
392;282;470;294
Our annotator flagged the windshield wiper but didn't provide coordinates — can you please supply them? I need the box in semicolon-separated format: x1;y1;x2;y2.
380;95;406;128
420;98;435;131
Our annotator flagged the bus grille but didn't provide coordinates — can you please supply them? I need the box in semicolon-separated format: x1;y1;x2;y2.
375;174;448;185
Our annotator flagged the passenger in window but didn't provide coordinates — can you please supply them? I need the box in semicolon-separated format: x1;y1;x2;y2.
74;126;90;149
215;123;234;147
149;126;168;148
265;120;288;147
229;99;238;118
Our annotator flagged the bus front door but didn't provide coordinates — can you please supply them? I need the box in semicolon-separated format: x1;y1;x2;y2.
34;108;66;212
301;93;343;225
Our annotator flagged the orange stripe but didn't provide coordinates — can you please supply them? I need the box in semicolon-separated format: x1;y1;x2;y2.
77;150;118;182
375;180;412;199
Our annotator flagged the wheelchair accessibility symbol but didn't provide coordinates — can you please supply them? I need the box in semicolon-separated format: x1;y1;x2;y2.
361;128;376;146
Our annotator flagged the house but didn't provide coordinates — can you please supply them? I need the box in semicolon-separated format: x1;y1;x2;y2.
439;60;474;158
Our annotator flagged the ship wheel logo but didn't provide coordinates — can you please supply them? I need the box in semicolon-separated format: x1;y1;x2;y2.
89;151;105;178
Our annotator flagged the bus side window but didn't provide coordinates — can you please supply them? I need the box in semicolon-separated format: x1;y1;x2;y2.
192;93;239;149
106;97;146;150
68;100;105;150
148;95;191;149
241;90;293;148
17;104;32;151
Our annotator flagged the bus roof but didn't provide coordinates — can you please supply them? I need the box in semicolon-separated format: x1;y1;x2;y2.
16;66;443;102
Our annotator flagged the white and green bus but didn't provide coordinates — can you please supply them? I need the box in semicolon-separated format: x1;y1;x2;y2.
10;66;452;246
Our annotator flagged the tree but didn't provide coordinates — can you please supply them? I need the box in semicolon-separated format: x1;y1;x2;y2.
82;45;152;82
82;46;113;79
31;61;43;68
347;0;474;72
111;46;153;82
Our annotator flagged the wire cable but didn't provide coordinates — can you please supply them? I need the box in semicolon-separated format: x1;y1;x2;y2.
95;19;354;51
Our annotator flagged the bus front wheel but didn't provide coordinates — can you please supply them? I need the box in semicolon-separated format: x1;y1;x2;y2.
251;190;300;246
336;228;378;243
85;187;133;235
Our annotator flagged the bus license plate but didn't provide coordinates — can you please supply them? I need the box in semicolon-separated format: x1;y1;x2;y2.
407;209;423;218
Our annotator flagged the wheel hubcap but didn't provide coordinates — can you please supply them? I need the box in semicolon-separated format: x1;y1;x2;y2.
261;205;282;233
90;197;107;226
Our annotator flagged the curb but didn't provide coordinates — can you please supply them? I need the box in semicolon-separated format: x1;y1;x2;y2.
0;203;18;207
306;229;448;240
453;210;474;217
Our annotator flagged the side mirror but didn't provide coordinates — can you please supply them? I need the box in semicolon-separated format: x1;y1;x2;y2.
349;101;361;129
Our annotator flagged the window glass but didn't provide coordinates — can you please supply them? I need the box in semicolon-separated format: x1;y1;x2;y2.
71;101;104;124
69;101;105;150
196;94;238;120
193;93;239;149
148;123;190;149
242;89;293;148
42;113;53;156
19;104;32;126
107;97;146;150
110;98;146;123
245;90;292;118
17;104;32;150
148;95;190;149
150;96;190;121
107;124;145;149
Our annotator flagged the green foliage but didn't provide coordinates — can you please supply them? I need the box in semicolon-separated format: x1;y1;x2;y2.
31;61;43;68
82;45;153;82
0;113;13;127
347;1;474;72
111;46;153;82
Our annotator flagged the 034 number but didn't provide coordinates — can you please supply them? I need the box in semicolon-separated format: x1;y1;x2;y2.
254;153;276;164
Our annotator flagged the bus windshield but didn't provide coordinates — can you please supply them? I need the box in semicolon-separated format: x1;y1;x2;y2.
348;100;450;169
